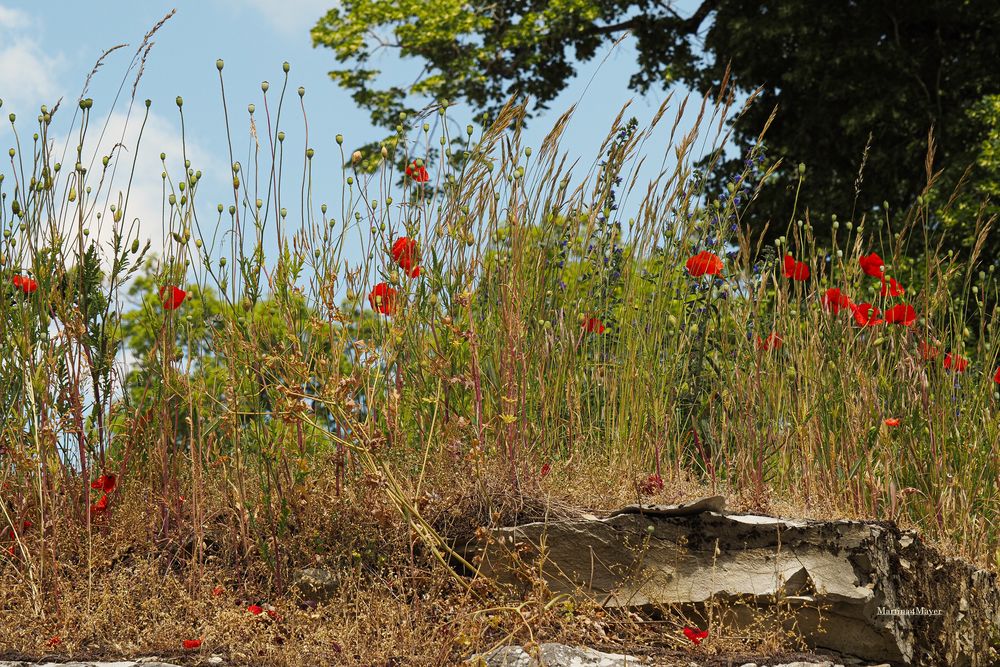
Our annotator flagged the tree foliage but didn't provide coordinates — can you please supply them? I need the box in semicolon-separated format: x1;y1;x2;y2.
312;0;1000;258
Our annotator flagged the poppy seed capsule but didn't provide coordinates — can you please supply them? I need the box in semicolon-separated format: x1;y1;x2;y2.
216;59;224;70
352;151;362;163
261;81;269;92
283;61;290;73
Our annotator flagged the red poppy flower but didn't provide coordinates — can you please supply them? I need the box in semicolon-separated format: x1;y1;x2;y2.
944;353;968;373
683;626;709;645
91;473;117;494
391;237;421;278
182;639;202;650
159;285;187;310
12;275;38;294
756;332;783;351
821;288;851;314
851;303;884;327
540;463;551;478
91;494;110;514
640;473;664;495
248;604;263;615
884;418;900;427
582;317;606;334
782;254;810;281
685;251;723;277
859;253;885;278
920;341;939;361
212;585;224;597
5;545;14;557
405;161;430;183
266;609;280;620
884;303;916;326
367;282;397;315
993;366;1000;384
47;636;61;646
880;277;905;297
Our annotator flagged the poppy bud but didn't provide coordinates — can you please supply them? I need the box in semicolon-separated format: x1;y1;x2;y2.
131;238;140;253
381;146;388;159
306;148;314;159
283;61;290;73
176;96;183;107
229;205;236;215
336;134;343;145
422;123;429;132
219;257;226;267
352;151;362;164
278;131;285;142
248;104;255;114
347;177;353;185
798;163;806;175
297;86;305;97
216;59;224;70
261;81;269;92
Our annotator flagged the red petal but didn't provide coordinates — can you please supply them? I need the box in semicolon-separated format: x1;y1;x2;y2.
183;639;202;649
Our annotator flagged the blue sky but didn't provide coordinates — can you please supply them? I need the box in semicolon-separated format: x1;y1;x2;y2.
0;1;707;280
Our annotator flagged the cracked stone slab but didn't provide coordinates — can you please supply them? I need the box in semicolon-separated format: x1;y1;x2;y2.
467;643;648;666
463;509;999;666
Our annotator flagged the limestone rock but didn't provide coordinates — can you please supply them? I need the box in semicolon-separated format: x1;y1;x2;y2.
468;642;647;666
465;501;999;666
290;566;341;603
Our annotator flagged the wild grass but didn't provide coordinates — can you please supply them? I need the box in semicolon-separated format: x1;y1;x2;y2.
0;43;998;663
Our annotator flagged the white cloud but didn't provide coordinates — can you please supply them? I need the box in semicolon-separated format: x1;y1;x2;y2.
0;5;29;29
229;0;332;34
0;6;60;112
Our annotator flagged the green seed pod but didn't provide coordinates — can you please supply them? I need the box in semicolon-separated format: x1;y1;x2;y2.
277;131;285;142
233;177;240;189
335;134;343;145
219;257;226;267
176;96;183;107
283;61;290;73
216;59;224;70
261;81;269;92
229;205;236;215
145;99;151;108
248;104;255;114
798;162;806;175
160;152;166;161
280;207;287;218
306;148;314;159
297;86;305;97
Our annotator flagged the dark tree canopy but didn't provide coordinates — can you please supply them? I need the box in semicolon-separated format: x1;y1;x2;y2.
312;0;1000;256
